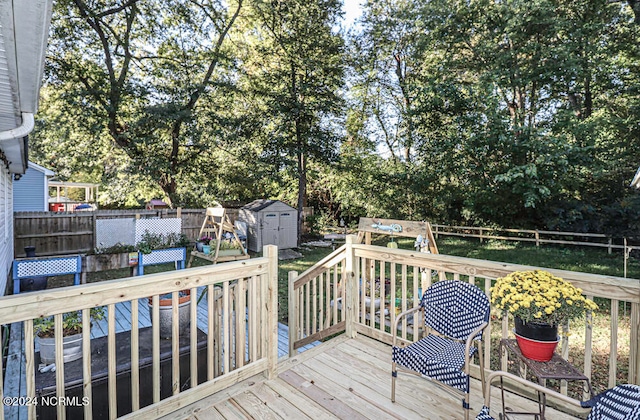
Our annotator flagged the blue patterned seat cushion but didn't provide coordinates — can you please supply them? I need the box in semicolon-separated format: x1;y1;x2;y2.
392;334;477;393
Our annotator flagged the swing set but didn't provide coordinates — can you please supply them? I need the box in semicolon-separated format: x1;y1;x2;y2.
356;217;439;254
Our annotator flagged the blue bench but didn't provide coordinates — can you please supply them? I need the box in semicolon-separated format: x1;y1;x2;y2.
137;247;186;276
12;255;82;294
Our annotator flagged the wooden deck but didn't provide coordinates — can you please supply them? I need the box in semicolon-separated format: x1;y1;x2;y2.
166;335;583;420
3;288;316;420
88;290;310;359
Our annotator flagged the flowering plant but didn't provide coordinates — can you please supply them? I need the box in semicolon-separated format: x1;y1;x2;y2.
491;270;598;326
210;238;242;250
198;235;213;245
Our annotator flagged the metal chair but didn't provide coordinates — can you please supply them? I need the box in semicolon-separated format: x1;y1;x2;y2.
392;280;490;420
476;371;640;420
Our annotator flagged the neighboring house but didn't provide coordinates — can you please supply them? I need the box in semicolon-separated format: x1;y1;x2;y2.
13;161;55;212
0;0;54;294
48;180;99;211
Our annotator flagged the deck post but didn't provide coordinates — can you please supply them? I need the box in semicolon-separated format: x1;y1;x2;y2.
345;235;358;339
265;245;279;379
288;270;299;357
631;302;640;384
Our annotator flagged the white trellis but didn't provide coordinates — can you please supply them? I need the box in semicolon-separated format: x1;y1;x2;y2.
95;218;182;248
96;218;136;248
135;218;182;244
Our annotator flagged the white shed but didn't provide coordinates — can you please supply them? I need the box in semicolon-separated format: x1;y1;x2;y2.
238;199;298;252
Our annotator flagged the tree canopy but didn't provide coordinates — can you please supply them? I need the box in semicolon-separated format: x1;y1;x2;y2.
31;0;640;238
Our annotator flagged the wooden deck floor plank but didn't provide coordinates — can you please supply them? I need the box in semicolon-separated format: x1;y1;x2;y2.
309;348;437;419
263;380;337;420
340;334;397;363
332;337;475;410
153;334;582;420
4;322;26;420
300;351;423;420
231;392;283;420
113;300;133;332
279;369;369;420
213;400;252;420
248;382;313;420
338;336;578;419
288;362;402;420
191;406;226;420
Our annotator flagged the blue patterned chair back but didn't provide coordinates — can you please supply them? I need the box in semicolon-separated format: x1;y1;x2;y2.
421;280;490;341
584;384;640;420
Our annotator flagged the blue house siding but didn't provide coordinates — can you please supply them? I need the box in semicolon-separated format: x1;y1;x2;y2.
12;163;53;212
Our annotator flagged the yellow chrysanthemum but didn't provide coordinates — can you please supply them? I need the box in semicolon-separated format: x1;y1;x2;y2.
491;270;598;325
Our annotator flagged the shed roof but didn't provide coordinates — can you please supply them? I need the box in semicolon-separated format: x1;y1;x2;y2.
242;199;277;212
242;199;295;212
148;199;168;206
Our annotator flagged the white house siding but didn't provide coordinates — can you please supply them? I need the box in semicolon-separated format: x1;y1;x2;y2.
0;168;14;295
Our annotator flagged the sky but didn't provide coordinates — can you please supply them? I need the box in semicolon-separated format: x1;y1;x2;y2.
342;0;363;28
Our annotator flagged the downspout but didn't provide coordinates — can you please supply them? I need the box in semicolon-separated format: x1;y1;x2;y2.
0;112;34;141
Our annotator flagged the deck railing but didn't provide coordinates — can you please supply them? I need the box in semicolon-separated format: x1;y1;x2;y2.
289;236;640;393
0;245;278;420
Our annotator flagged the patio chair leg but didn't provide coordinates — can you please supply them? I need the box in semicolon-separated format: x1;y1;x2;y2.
391;361;397;402
478;342;486;396
464;393;470;420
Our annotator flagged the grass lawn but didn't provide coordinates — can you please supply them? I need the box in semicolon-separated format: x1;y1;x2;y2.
275;235;639;320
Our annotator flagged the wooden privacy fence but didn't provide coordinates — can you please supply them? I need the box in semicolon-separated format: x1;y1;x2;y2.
289;236;640;395
0;246;279;420
13;209;240;258
432;224;631;253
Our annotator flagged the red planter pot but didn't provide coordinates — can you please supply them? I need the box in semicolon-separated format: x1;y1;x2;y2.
514;333;560;361
514;317;559;362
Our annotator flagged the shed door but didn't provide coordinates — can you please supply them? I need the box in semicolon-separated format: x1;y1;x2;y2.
262;212;279;247
279;211;297;249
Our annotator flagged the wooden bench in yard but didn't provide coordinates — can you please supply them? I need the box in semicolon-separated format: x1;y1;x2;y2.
12;255;82;294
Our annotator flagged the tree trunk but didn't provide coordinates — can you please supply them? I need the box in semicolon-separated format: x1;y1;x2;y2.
296;121;306;247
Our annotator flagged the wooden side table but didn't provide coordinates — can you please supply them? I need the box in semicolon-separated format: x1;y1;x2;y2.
499;339;593;419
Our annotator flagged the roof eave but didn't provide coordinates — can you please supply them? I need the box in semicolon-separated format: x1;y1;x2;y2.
0;0;53;174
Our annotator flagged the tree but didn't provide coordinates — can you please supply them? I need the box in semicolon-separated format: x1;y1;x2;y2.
347;0;640;233
248;0;345;243
42;0;243;206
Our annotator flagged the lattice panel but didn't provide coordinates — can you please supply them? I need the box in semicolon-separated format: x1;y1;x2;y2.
139;248;185;265
96;218;136;247
135;219;182;244
16;257;80;277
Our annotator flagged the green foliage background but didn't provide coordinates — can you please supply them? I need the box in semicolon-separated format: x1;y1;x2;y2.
30;0;640;238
